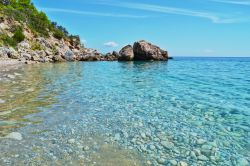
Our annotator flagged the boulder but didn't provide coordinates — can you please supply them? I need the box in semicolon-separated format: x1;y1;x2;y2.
0;47;19;59
52;54;66;62
104;51;119;61
64;50;75;61
78;48;102;61
133;40;168;61
36;37;52;49
112;51;120;58
118;45;134;61
17;41;30;50
0;47;10;58
21;53;32;60
8;47;20;59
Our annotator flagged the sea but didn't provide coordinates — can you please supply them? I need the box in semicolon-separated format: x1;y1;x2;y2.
0;57;249;165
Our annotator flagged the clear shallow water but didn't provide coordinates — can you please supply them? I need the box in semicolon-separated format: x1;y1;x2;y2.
0;57;250;166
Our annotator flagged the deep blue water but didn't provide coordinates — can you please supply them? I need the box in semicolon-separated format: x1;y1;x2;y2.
0;57;250;165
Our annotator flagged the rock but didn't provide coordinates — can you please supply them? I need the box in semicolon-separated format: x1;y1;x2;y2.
45;49;53;56
104;51;119;61
17;41;30;50
83;146;90;151
190;151;197;159
133;40;168;60
31;55;40;61
114;133;121;141
0;47;19;59
0;99;5;104
201;144;213;156
193;149;201;156
237;158;249;166
22;53;32;60
157;158;165;164
179;161;188;166
8;47;19;59
112;51;119;57
198;155;209;161
161;141;174;149
149;144;156;151
36;37;52;49
140;132;147;139
7;74;15;79
169;160;178;165
78;48;102;61
118;45;134;61
201;144;212;150
0;47;10;58
140;145;147;152
68;139;75;144
14;72;21;76
5;132;23;140
53;54;65;62
64;50;75;61
197;139;206;145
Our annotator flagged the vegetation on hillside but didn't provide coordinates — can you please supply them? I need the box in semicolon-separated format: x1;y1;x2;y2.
0;0;81;47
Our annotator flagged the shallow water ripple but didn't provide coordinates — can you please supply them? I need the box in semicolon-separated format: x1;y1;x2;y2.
0;58;250;165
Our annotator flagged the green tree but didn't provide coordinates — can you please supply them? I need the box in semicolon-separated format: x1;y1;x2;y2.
13;28;25;43
18;0;30;6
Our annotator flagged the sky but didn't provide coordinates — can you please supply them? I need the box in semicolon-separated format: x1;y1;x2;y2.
32;0;250;57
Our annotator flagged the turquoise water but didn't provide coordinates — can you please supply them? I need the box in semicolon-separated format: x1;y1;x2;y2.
0;57;250;165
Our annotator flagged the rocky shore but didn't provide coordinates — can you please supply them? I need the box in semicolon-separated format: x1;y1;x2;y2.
0;39;171;64
0;16;171;65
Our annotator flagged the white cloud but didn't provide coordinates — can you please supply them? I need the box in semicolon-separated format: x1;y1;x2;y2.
81;39;87;43
96;1;248;23
40;7;148;19
210;0;250;5
203;49;215;54
104;41;119;47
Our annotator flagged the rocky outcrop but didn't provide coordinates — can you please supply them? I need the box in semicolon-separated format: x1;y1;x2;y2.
116;40;170;61
104;51;119;61
133;40;168;61
76;48;102;61
118;45;134;61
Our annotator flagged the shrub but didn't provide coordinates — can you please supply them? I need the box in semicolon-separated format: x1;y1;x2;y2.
1;0;71;40
12;28;25;43
0;34;17;47
53;29;64;40
31;41;43;50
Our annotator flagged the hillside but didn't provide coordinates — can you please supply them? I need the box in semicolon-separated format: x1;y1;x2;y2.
0;0;109;63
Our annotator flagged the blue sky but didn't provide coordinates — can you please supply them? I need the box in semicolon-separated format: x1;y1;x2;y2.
32;0;250;56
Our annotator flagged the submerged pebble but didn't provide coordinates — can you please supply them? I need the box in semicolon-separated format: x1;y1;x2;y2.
169;160;178;165
196;139;206;145
237;158;249;166
7;74;15;79
0;99;5;104
0;61;249;165
179;161;188;166
5;132;23;141
68;139;75;144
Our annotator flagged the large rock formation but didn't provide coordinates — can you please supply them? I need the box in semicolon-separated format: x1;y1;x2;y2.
133;40;168;61
118;45;134;61
104;51;119;61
